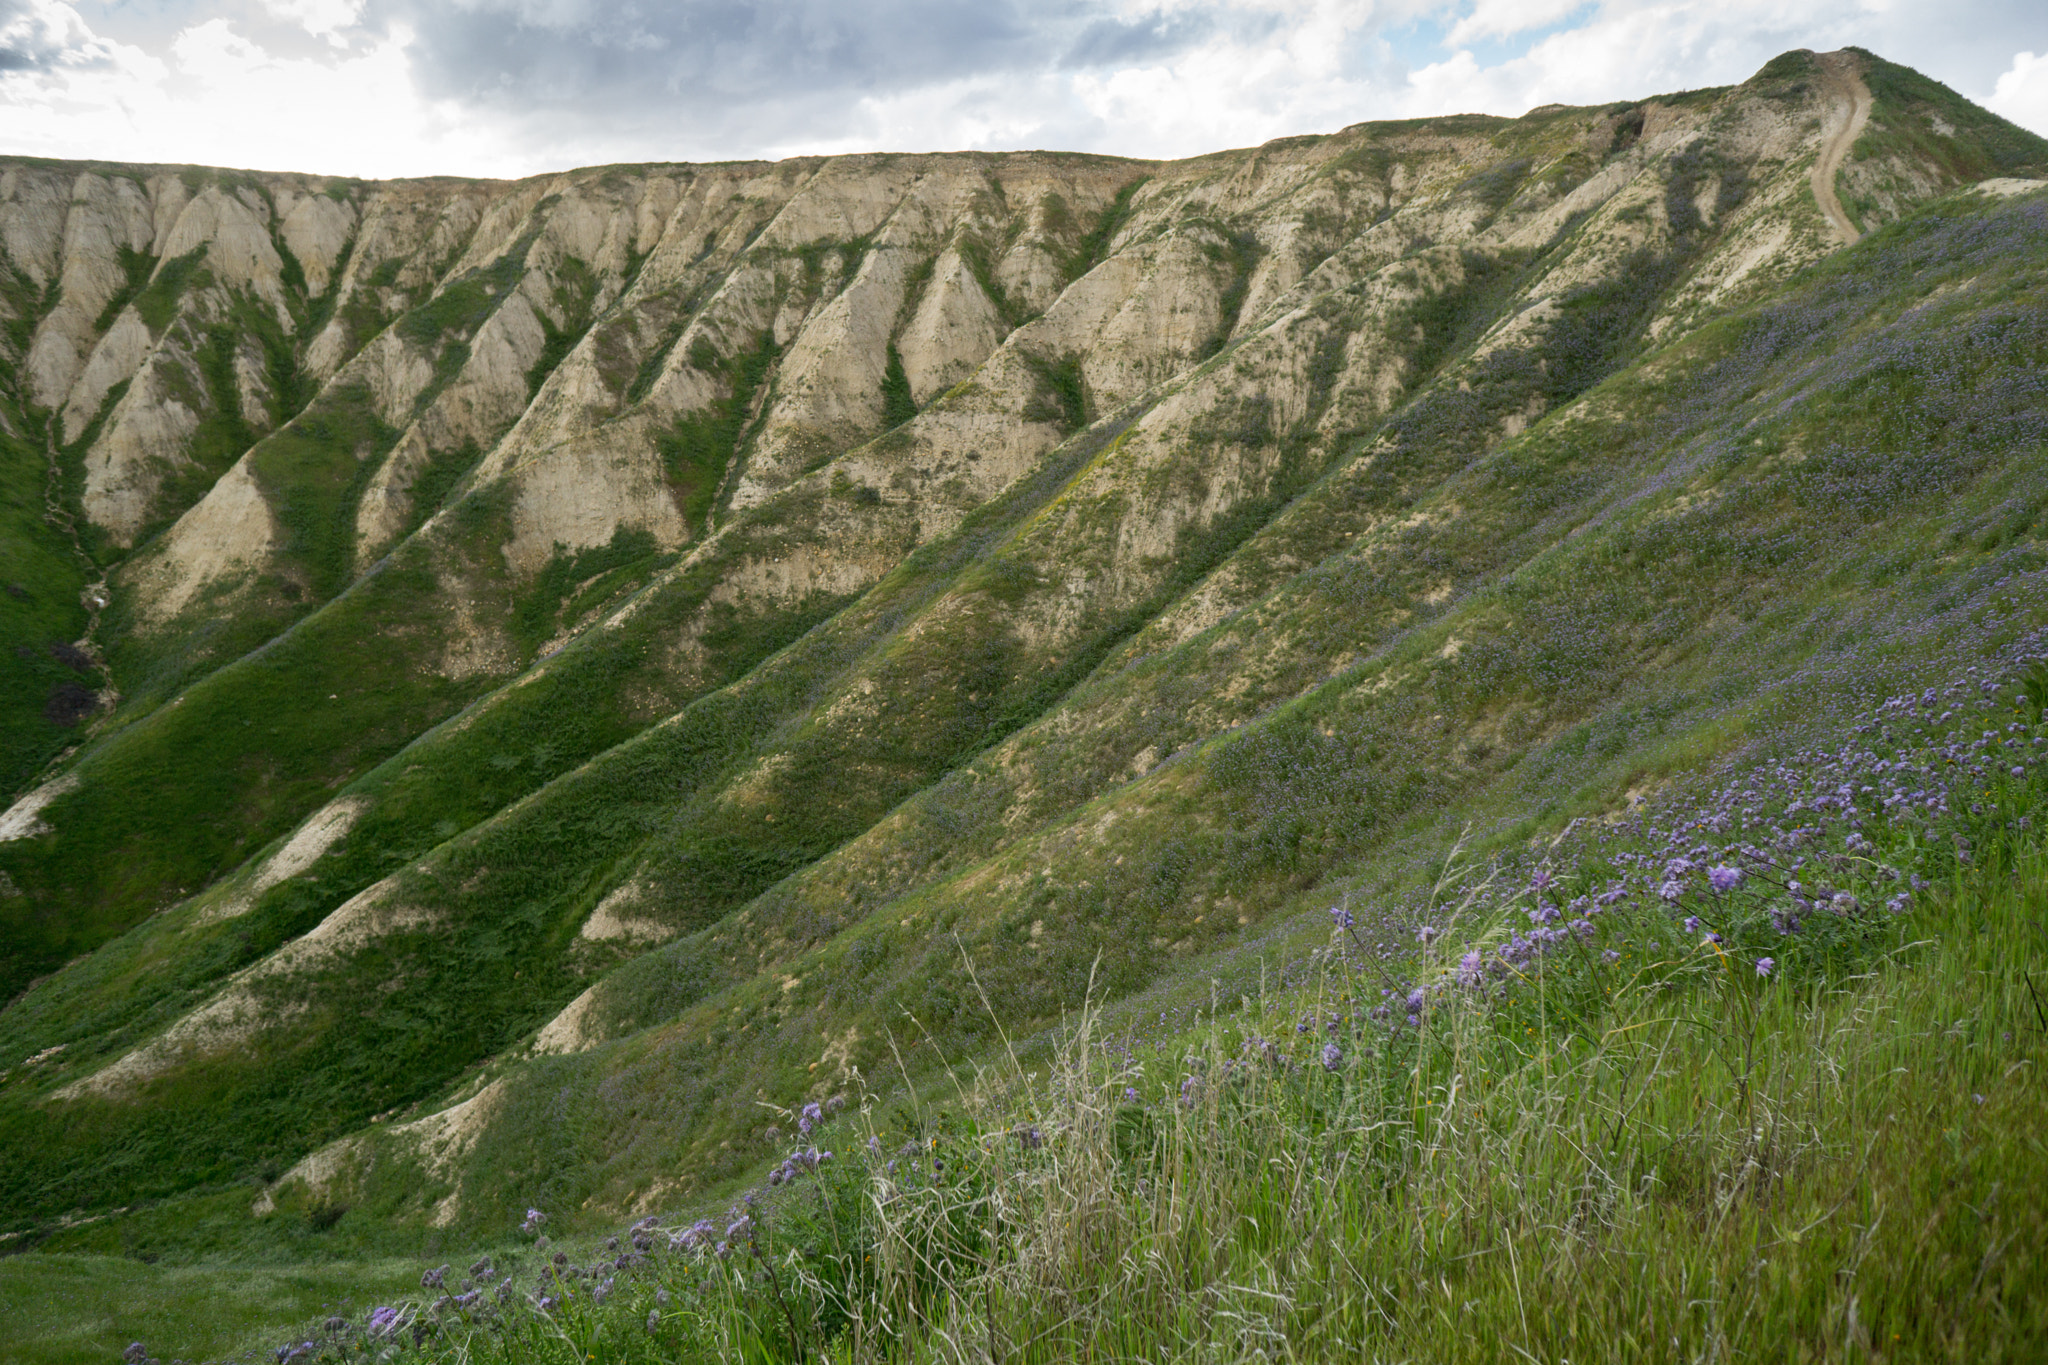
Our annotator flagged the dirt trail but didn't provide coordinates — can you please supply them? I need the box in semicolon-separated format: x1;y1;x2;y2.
1810;51;1872;246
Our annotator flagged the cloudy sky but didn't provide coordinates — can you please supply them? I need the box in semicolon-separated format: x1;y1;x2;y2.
3;0;2044;178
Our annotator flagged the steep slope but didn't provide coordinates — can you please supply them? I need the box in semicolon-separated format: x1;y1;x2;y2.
1;49;2044;1250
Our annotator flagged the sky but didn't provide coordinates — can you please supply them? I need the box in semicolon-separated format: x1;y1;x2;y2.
2;0;2045;179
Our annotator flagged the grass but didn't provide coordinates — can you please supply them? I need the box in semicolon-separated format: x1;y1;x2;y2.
658;330;780;535
0;400;90;797
6;181;2042;1248
4;98;2046;1364
0;1254;426;1365
121;654;2047;1364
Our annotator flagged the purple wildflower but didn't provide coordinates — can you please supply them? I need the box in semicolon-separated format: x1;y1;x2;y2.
1331;904;1354;930
1709;864;1743;892
1417;924;1439;946
1658;878;1684;903
1683;916;1701;934
1457;949;1483;986
1321;1042;1342;1072
124;1345;147;1365
367;1307;400;1338
647;1309;662;1334
1756;957;1775;977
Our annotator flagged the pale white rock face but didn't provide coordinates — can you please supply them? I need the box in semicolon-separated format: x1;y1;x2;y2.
355;280;549;563
733;242;911;508
437;275;549;442
26;173;158;410
752;158;908;250
898;245;1006;404
56;873;433;1102
80;352;203;544
483;247;780;494
342;184;493;298
59;307;152;443
532;985;607;1055
198;796;368;924
1078;228;1231;409
353;426;436;563
355;329;439;429
1233;229;1306;341
579;880;670;946
502;424;690;575
252;1076;508;1221
232;340;275;431
525;175;687;291
997;225;1231;419
0;166;69;285
275;191;358;295
155;186;288;314
302;317;357;385
440;180;554;280
143;174;194;255
1976;177;2048;198
0;773;81;842
127;459;279;624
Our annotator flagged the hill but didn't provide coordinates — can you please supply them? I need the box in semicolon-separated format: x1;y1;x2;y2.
1;45;2044;1314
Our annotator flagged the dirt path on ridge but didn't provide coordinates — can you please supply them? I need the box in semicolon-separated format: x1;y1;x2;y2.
1810;51;1872;246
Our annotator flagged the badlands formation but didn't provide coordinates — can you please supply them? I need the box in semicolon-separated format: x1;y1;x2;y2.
1;48;2044;1243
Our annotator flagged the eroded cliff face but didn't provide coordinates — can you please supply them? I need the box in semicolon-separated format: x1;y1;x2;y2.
3;48;2045;1241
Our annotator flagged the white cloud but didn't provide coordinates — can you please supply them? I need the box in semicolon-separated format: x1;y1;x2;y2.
259;0;366;45
1986;49;2048;134
1446;0;1591;46
0;0;2040;178
0;6;538;176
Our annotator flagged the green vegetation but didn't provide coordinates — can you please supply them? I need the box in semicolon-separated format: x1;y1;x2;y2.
0;1254;428;1365
1;78;2044;1365
0;258;90;794
91;246;155;333
1063;177;1148;281
657;330;779;533
1854;49;2048;178
524;258;599;397
879;342;917;428
132;247;209;335
955;234;1034;330
1020;350;1087;431
252;382;400;602
510;527;669;661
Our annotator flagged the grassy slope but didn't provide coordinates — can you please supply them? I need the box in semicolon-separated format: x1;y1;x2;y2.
6;185;2037;1262
392;187;2043;1227
0;259;88;798
11;578;2043;1365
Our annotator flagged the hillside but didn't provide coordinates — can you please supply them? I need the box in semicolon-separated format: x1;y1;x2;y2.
1;42;2045;1284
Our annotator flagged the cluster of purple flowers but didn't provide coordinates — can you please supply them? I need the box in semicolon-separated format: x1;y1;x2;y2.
1312;647;2047;1021
768;1145;834;1186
